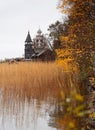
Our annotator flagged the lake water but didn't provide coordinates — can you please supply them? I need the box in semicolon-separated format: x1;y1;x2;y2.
0;89;58;130
0;88;93;130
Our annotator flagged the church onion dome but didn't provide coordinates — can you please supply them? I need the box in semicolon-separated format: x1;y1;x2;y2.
37;29;42;35
25;31;32;43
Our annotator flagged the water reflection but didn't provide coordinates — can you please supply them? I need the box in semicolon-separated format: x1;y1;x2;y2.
0;88;57;130
48;99;64;130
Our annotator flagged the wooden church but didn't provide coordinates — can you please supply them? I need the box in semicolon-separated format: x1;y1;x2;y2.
24;29;56;61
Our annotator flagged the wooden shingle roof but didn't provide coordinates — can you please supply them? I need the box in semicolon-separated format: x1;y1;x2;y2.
25;31;32;43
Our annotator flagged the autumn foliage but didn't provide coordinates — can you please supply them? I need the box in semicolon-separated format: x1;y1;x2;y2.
48;0;95;129
57;0;95;77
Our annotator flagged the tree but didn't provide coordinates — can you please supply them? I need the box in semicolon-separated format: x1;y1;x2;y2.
58;0;95;76
54;2;95;129
48;20;69;49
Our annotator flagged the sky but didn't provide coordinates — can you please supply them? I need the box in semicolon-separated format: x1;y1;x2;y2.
0;0;63;59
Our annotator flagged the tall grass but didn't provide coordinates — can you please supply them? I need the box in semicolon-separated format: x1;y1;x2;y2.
0;61;79;101
0;61;85;129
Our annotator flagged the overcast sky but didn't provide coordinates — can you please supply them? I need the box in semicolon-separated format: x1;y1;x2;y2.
0;0;63;59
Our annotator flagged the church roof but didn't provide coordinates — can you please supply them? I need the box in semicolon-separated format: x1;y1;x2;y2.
25;31;32;43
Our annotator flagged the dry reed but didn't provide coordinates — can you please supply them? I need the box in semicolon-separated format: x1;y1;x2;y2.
0;61;79;102
0;61;82;129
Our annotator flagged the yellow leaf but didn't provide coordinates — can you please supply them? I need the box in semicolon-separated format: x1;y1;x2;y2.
75;94;83;101
67;106;72;112
69;122;75;128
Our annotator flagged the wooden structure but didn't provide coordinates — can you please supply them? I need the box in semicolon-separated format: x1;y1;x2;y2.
24;30;56;61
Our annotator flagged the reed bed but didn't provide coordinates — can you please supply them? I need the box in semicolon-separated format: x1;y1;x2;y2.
0;61;79;102
0;61;82;130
